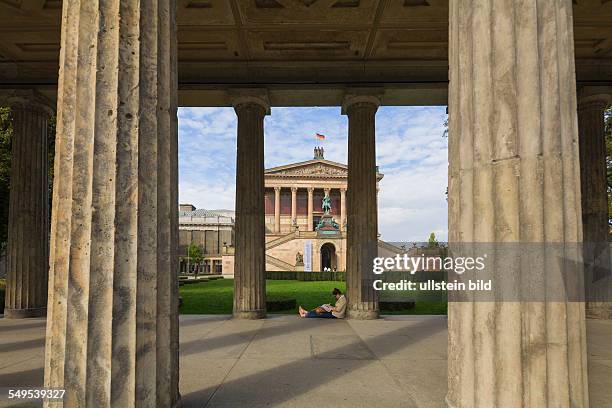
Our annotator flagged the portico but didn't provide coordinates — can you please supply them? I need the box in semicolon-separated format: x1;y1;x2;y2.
1;0;611;407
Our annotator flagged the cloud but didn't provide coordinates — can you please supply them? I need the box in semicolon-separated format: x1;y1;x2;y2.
178;106;449;241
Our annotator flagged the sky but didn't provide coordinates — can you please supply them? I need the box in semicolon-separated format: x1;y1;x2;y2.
178;106;448;242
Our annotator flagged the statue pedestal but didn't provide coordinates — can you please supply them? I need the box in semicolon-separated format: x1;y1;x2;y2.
316;213;341;237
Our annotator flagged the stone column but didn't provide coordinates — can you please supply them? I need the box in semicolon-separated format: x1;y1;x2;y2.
340;188;346;231
274;186;281;233
342;90;381;320
291;187;298;226
578;93;612;319
447;1;588;406
44;2;180;407
307;187;314;231
2;90;52;319
232;90;269;319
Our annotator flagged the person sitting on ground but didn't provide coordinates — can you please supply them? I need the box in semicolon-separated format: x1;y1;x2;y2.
298;288;346;319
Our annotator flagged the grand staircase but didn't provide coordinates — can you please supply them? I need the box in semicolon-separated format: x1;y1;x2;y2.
265;255;295;271
265;231;299;271
265;231;297;250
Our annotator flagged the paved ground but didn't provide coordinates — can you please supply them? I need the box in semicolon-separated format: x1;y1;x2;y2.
0;315;610;407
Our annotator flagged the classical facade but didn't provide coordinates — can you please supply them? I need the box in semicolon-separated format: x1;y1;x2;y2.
1;1;610;406
178;148;384;275
264;147;383;273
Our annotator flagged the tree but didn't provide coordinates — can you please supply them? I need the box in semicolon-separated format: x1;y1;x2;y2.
428;232;439;248
187;242;203;273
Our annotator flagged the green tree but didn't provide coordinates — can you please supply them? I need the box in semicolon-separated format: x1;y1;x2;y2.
428;232;439;248
187;242;203;265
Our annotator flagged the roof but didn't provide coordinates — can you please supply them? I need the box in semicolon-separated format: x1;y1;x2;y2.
265;158;383;180
179;209;235;218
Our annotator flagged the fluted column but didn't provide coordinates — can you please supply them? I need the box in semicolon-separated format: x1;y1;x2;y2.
447;1;588;406
340;188;346;231
274;186;281;233
291;187;297;226
2;90;52;319
232;90;269;319
307;187;314;231
578;93;612;320
44;2;180;407
342;91;381;320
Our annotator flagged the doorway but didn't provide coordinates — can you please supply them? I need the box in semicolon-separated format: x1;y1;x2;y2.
320;242;337;271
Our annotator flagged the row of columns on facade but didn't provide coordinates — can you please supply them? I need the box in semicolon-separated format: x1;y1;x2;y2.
1;87;611;408
2;87;609;406
272;186;347;233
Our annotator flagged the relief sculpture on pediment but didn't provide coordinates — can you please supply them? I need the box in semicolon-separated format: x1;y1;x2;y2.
273;164;347;177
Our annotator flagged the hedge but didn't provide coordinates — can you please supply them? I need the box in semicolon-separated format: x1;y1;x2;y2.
266;271;345;281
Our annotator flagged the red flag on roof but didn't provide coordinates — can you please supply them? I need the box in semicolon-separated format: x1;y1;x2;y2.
316;133;326;140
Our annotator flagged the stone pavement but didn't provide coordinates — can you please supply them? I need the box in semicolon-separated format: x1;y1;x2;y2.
0;315;610;408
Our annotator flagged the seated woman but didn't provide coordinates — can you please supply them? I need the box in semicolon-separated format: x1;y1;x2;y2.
298;288;346;319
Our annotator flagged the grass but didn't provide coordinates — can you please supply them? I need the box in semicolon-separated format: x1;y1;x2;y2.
0;277;446;316
179;278;447;315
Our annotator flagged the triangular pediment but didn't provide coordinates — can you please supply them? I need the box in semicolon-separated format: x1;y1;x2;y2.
265;159;348;178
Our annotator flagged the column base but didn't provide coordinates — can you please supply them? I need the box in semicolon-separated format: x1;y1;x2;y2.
233;309;266;319
586;302;612;320
347;307;379;320
3;307;47;319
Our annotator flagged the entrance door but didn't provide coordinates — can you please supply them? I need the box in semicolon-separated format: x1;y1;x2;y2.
320;243;336;271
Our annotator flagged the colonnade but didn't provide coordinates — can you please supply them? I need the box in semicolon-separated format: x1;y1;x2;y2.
230;90;379;319
270;186;347;233
1;90;52;319
0;0;609;406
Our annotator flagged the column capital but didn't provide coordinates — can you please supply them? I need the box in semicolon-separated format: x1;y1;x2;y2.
0;89;54;116
340;187;346;193
229;88;271;115
291;187;298;193
307;187;315;193
274;186;281;192
341;88;383;115
578;93;611;111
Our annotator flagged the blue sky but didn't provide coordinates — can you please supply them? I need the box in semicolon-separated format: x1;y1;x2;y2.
178;106;448;242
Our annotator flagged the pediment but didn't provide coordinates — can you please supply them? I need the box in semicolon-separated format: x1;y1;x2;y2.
265;160;348;178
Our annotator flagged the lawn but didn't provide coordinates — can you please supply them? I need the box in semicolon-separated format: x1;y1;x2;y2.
179;278;447;315
0;277;446;315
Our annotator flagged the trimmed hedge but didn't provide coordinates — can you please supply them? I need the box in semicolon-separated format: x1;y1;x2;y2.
266;271;345;281
265;270;446;282
266;298;297;311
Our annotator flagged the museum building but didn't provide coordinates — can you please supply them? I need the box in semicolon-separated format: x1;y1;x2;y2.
179;147;388;275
